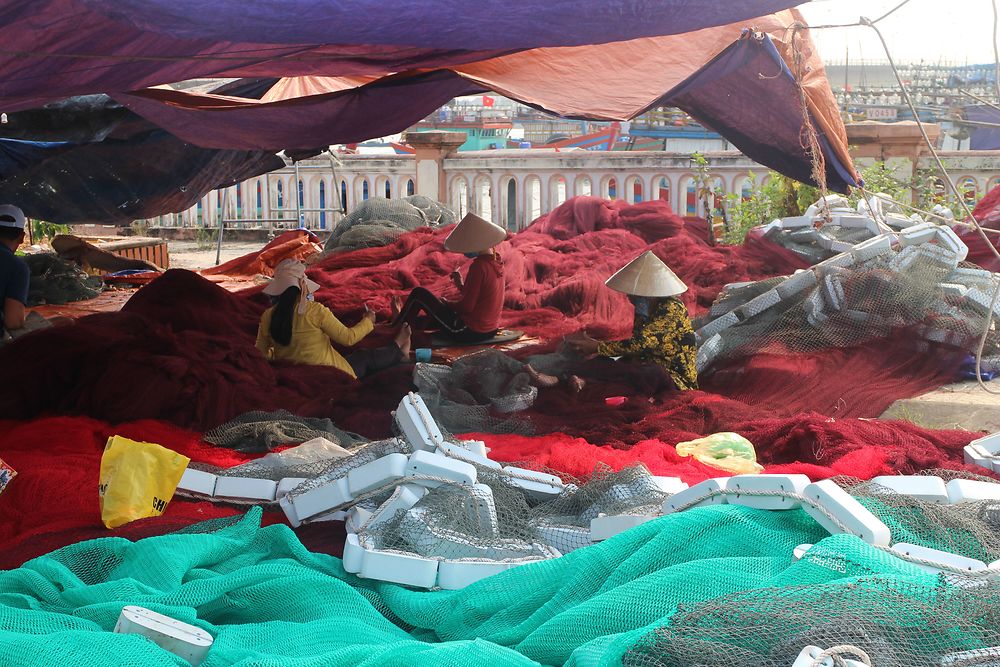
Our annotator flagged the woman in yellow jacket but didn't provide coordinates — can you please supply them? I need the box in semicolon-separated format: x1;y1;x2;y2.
256;260;410;379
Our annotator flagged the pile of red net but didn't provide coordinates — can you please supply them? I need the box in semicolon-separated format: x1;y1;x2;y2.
310;197;808;341
960;183;1000;270
0;195;986;565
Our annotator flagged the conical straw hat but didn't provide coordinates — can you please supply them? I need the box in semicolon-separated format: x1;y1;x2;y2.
263;259;320;296
605;250;687;297
444;213;507;253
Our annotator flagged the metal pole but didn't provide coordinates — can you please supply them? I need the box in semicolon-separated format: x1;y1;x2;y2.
215;187;226;266
294;161;303;228
265;173;273;239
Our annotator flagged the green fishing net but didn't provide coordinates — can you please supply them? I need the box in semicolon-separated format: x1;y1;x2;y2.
4;500;993;667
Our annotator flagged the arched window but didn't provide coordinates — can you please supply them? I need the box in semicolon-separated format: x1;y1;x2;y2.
197;199;203;225
298;179;305;225
362;180;370;200
506;179;518;231
340;180;348;212
256;181;263;220
607;177;618;200
406;179;415;196
740;178;754;201
276;181;284;220
958;176;978;206
684;179;697;216
319;181;327;229
656;177;670;202
384;180;392;198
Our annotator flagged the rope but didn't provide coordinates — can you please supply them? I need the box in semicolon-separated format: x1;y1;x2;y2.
994;0;1000;102
814;644;873;667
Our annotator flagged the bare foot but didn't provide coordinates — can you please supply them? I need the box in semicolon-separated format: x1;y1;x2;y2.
525;364;559;388
395;323;412;360
569;375;586;393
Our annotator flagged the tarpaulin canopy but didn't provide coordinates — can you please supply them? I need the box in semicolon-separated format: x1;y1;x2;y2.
115;9;856;191
0;138;75;180
0;99;284;224
0;2;860;222
0;0;807;111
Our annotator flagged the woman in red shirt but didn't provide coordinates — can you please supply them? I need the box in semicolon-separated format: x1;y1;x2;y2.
392;213;506;343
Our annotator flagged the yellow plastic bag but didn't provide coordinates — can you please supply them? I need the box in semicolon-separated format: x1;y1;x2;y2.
98;435;190;529
675;432;764;474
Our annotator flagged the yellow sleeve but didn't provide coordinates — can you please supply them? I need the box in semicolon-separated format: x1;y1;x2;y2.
255;311;272;358
316;304;374;347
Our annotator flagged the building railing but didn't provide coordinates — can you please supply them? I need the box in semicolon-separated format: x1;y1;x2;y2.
146;149;1000;233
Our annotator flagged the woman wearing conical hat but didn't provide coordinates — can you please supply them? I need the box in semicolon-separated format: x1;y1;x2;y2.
391;213;507;343
567;251;699;391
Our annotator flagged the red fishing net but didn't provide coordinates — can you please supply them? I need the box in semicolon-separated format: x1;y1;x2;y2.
0;196;984;565
0;416;346;569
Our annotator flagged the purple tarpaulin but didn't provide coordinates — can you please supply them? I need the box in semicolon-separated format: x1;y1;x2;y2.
0;0;807;110
660;32;857;192
967;105;1000;150
116;72;485;151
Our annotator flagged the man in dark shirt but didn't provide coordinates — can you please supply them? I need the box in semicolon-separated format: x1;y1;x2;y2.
0;205;29;336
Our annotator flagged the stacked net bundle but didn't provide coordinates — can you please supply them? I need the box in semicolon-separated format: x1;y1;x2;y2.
696;231;1000;373
362;474;556;561
360;463;668;558
413;350;538;435
203;409;367;453
23;252;103;305
623;576;1000;667
323;195;457;255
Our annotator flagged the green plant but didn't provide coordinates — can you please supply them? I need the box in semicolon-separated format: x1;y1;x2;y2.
30;220;72;243
848;162;911;208
721;172;809;245
130;219;150;237
195;226;218;250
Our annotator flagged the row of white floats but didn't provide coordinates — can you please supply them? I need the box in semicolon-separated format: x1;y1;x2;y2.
595;470;1000;575
185;393;1000;587
695;212;991;373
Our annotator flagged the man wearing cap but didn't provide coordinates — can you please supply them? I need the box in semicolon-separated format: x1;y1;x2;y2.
391;213;507;343
0;205;29;337
567;251;699;391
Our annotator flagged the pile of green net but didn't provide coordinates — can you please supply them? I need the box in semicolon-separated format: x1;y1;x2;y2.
4;500;997;666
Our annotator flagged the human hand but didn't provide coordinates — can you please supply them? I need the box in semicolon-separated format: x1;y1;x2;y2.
363;304;376;323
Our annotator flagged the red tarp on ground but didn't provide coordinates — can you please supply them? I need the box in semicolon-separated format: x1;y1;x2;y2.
200;229;323;279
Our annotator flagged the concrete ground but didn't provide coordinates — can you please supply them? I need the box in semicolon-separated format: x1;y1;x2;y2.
881;379;1000;433
167;240;265;271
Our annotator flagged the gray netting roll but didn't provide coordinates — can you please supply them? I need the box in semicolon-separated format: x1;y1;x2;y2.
23;252;103;305
530;464;668;528
698;246;1000;373
413;350;538;435
323;195;457;255
203;410;366;453
623;576;1000;667
842;470;1000;564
